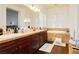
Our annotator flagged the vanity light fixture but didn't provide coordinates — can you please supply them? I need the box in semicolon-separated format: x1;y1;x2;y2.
24;4;40;12
24;18;31;23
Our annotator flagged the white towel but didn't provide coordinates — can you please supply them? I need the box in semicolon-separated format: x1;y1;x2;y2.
54;38;62;44
39;43;55;53
39;38;66;53
54;38;66;47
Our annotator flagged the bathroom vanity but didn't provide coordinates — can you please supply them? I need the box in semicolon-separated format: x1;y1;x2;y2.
0;30;47;54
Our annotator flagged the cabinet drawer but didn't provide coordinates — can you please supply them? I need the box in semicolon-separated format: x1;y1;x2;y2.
0;40;15;49
0;40;17;54
0;45;17;54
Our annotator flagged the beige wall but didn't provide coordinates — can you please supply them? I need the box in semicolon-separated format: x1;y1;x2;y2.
0;5;6;33
45;4;78;38
46;5;69;28
68;4;78;39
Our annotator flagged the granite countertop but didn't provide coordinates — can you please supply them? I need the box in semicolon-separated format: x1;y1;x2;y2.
0;30;45;43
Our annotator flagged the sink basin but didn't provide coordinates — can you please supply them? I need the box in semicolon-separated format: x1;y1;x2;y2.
0;33;21;41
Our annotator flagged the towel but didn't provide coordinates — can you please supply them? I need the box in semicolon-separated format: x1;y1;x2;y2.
39;43;55;53
54;38;66;47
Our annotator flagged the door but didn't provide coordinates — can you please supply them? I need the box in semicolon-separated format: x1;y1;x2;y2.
31;33;40;53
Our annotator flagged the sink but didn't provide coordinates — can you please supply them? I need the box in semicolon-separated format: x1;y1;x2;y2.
0;34;21;41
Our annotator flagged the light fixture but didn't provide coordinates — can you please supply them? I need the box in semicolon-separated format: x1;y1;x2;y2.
24;18;31;23
25;4;40;12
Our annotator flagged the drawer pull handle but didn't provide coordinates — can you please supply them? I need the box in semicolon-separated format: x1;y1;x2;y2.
16;48;18;50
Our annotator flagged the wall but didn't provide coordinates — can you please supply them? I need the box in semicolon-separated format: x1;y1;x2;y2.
38;12;47;28
46;5;69;28
30;11;46;28
0;5;6;33
77;5;79;40
45;5;78;39
68;4;78;39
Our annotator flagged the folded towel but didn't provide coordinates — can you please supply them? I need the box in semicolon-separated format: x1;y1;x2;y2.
54;38;62;44
54;38;66;47
39;43;55;53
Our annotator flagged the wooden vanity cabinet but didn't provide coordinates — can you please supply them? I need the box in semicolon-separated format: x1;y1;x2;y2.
0;30;47;54
39;31;47;47
31;33;40;53
17;36;32;54
39;32;43;47
0;40;18;54
43;31;47;43
17;31;47;54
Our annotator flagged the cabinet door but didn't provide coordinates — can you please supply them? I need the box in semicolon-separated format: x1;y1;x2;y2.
0;40;17;54
43;31;47;43
39;32;45;47
31;33;40;53
18;36;32;54
39;31;47;47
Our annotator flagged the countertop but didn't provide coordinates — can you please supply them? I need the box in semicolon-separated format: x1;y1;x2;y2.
47;30;69;35
0;30;46;43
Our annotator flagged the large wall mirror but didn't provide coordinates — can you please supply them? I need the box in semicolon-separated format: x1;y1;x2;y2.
6;8;18;33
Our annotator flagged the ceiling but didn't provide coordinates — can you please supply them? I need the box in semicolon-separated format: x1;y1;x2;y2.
33;4;69;9
24;4;59;12
24;4;69;14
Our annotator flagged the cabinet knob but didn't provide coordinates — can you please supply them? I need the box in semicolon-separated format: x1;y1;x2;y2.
19;46;21;48
16;47;18;50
